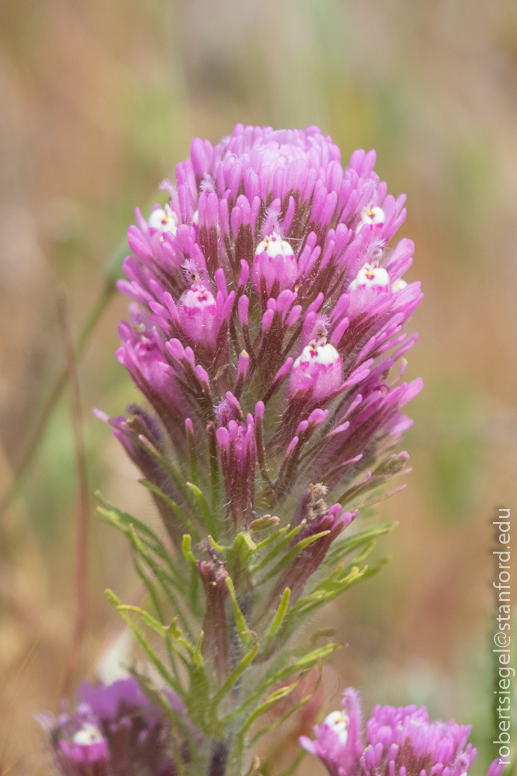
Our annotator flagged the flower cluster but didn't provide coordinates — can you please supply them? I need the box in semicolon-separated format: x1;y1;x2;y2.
300;688;505;776
37;678;186;776
88;125;426;774
101;123;422;595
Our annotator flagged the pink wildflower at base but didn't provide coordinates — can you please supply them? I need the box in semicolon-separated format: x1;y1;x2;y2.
300;688;506;776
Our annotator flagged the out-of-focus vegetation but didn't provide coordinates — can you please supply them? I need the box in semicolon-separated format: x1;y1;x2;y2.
0;1;516;773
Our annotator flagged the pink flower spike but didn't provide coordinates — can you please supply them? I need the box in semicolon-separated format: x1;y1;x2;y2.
107;122;423;551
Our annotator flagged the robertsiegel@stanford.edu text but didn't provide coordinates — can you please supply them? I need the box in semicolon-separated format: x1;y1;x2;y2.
493;508;512;764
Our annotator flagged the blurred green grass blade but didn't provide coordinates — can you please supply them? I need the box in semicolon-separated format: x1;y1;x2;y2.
0;241;127;518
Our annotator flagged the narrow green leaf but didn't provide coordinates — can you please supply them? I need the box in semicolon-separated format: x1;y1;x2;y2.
231;673;305;773
193;631;204;667
272;642;342;684
267;587;291;639
105;591;184;697
281;559;387;638
290;566;363;616
126;521;185;594
254;523;291;552
226;532;255;592
135;438;194;507
323;522;395;568
309;629;336;646
105;588;121;606
250;662;322;745
219;652;292;725
125;524;193;639
238;674;303;736
250;524;304;573
117;604;165;636
208;535;227;552
186;423;198;487
164;634;182;689
184;637;223;737
254;530;330;586
212;642;259;708
347;538;376;566
167;617;183;641
223;643;339;730
181;534;201;614
240;532;257;551
97;495;185;589
336;555;389;584
250;515;280;533
97;492;163;544
181;534;196;564
186;482;217;538
140;479;201;540
131;549;165;623
117;604;190;672
224;576;254;647
164;618;193;662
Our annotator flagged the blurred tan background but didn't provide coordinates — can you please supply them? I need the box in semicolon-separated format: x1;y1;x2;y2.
0;0;516;773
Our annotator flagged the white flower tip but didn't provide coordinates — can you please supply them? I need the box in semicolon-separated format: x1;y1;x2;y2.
148;204;178;234
294;339;340;369
392;278;408;292
350;264;390;290
316;342;341;366
73;724;104;746
323;710;349;745
356;204;386;233
256;232;294;258
180;283;216;311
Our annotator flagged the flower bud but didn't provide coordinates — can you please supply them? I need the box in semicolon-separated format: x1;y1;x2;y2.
178;281;219;347
290;338;343;402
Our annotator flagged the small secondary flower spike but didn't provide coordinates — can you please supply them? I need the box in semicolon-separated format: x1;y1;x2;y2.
36;678;188;776
300;688;506;776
